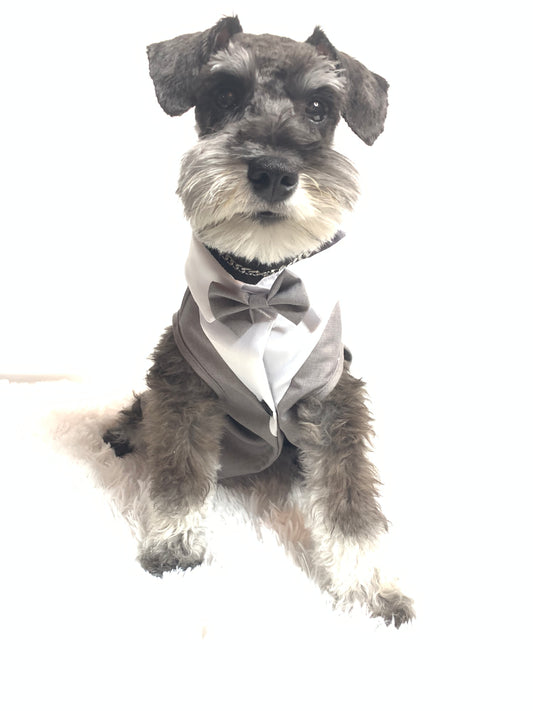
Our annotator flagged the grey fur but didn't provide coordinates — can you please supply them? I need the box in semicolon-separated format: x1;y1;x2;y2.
104;18;414;627
306;27;389;145
147;16;243;117
296;366;389;542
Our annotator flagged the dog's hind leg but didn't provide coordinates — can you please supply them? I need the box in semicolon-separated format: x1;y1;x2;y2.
296;368;415;627
133;328;226;576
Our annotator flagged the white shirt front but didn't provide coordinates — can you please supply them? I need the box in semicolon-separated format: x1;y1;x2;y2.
185;237;345;435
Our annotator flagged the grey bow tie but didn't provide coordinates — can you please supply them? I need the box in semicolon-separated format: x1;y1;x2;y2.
208;270;310;336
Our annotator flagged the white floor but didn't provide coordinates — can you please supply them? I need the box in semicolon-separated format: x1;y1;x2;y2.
1;377;530;710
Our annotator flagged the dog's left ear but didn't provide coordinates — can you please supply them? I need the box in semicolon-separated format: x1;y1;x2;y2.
306;28;389;146
147;16;243;116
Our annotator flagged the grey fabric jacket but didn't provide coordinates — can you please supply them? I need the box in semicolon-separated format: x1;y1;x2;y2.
173;289;344;478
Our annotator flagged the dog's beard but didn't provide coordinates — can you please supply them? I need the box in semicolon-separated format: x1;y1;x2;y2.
178;141;359;265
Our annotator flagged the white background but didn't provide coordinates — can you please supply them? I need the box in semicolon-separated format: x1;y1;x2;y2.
1;1;532;707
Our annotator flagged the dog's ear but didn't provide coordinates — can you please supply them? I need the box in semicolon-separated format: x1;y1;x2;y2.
306;27;389;146
147;16;243;116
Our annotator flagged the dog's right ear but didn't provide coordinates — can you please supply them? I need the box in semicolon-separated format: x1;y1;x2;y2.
147;16;243;116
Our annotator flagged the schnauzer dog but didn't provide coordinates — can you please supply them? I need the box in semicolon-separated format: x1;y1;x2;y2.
104;16;414;627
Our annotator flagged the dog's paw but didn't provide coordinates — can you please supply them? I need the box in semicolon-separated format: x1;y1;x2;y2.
102;428;134;458
138;530;206;577
368;585;415;628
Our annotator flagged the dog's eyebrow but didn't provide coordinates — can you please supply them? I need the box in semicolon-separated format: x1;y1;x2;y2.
291;60;346;97
209;44;256;81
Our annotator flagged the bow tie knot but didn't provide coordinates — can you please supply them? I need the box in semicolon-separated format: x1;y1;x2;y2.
247;292;272;311
208;270;309;336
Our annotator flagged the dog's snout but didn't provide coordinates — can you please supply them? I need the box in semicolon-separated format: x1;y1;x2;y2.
248;157;299;203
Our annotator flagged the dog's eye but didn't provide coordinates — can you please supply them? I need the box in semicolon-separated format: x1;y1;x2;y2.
215;87;240;110
305;98;327;122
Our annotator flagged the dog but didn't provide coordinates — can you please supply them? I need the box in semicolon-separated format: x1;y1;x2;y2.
104;16;414;627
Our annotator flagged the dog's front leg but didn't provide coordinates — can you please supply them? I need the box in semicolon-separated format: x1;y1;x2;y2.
137;329;226;577
296;370;414;627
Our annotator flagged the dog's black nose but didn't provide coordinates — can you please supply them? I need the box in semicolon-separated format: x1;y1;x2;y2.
248;157;299;203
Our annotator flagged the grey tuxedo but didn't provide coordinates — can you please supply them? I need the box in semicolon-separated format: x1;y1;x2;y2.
173;289;344;478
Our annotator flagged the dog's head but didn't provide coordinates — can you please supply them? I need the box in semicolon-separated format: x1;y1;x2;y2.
147;17;388;265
